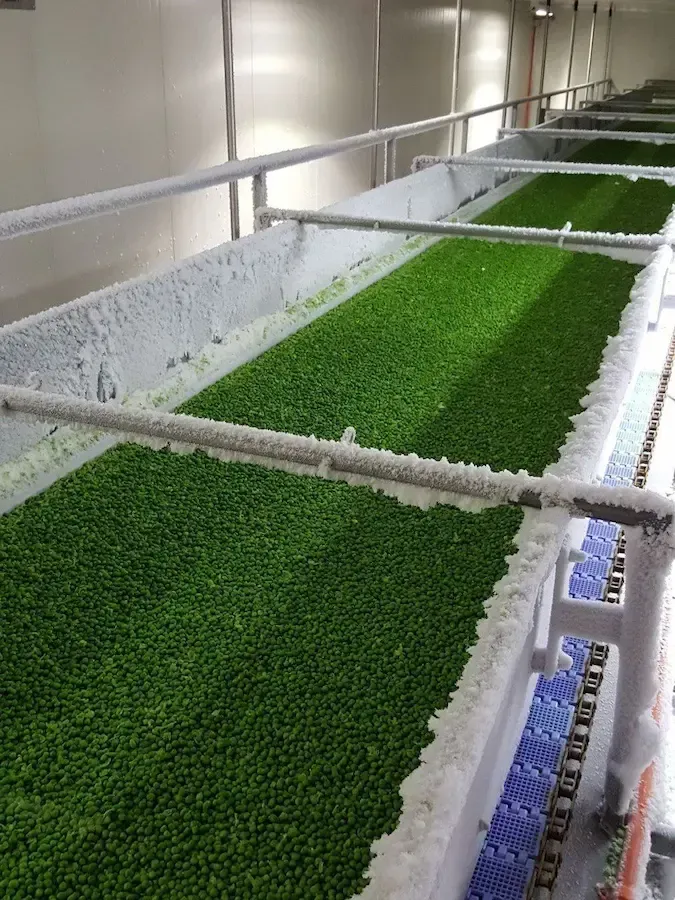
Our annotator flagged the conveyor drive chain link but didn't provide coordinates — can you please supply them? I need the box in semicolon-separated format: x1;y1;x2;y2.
528;331;675;900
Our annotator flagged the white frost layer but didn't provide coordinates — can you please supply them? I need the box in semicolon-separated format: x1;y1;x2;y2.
443;155;675;183
0;227;442;515
660;202;675;245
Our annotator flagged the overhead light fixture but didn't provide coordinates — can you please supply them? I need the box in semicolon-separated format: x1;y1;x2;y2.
531;2;554;18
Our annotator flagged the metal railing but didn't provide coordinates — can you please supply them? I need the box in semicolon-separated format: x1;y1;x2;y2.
1;375;673;819
0;79;611;246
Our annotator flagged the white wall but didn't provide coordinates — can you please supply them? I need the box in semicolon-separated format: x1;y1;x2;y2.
377;0;533;169
535;3;675;102
609;8;675;91
538;4;611;98
232;0;376;236
0;0;537;327
459;0;533;151
0;0;230;326
377;0;456;174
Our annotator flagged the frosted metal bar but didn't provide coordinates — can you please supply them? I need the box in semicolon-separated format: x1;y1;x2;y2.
565;1;579;110
440;155;675;181
604;4;614;83
500;127;675;144
580;100;668;110
450;0;463;153
0;78;609;243
548;109;675;123
550;596;624;646
605;525;672;815
221;0;240;241
501;0;517;127
585;2;598;97
259;206;661;252
537;0;552;123
370;0;382;189
0;384;671;529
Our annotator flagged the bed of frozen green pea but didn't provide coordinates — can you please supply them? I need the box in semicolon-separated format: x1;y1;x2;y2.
0;165;646;898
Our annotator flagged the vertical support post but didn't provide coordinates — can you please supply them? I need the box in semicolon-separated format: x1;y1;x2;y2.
585;2;598;101
511;103;519;129
501;0;517;128
604;525;672;817
383;139;396;183
252;171;268;231
604;3;614;85
370;0;383;190
537;0;552;124
565;1;579;110
543;537;572;678
460;118;469;155
450;0;463;154
221;0;240;241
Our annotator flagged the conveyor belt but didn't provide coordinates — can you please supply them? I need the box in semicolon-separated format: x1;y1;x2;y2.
466;342;675;900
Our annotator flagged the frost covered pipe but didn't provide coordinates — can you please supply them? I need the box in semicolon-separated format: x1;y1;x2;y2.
0;384;672;530
659;204;675;245
542;538;573;678
0;79;609;243
580;100;662;110
221;0;240;241
585;3;598;100
260;207;663;253
501;0;517;127
603;3;614;84
499;127;675;145
551;596;624;646
537;0;552;123
450;0;463;154
436;155;675;182
565;1;579;110
605;525;673;816
370;0;382;189
548;109;675;123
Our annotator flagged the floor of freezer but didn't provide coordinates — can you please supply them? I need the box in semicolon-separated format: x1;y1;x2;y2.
0;140;673;900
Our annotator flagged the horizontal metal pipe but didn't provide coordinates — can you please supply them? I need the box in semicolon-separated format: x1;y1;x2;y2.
501;127;675;144
442;155;675;181
547;109;675;123
580;100;663;110
262;207;662;252
0;79;610;243
0;384;670;529
552;596;624;645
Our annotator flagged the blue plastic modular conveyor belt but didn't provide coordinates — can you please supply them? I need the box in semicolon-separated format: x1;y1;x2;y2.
465;370;661;900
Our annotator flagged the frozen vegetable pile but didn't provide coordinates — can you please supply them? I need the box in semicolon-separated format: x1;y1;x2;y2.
0;135;673;899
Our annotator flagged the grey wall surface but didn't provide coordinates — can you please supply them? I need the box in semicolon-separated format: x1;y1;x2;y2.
535;3;675;100
0;0;594;327
609;8;675;90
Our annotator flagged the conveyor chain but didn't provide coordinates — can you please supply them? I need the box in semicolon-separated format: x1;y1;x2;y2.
529;331;675;900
